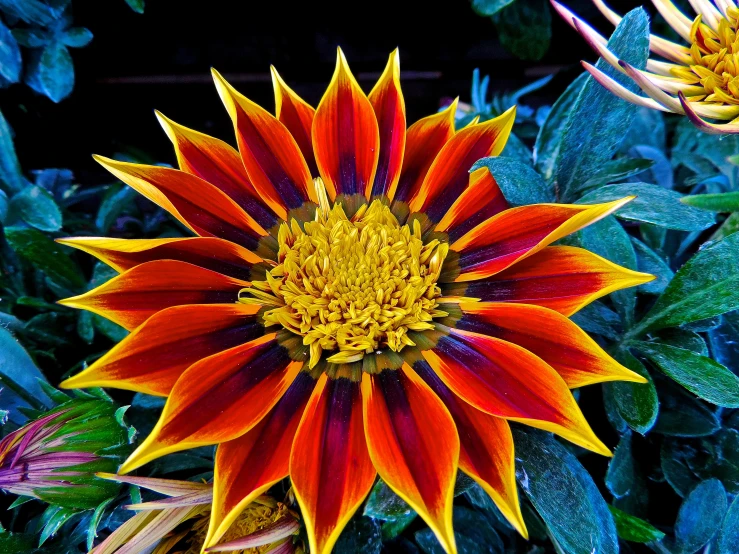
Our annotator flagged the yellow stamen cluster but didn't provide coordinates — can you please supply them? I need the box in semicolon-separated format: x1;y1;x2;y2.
241;187;449;369
185;502;291;554
675;9;739;103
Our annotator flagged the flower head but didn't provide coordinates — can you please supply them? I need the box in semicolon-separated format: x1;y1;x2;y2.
58;48;653;554
0;400;127;509
554;0;739;133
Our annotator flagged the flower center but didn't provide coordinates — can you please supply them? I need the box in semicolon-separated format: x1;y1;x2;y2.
677;10;739;103
241;183;449;369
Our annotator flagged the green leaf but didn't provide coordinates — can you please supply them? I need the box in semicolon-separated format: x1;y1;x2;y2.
470;0;514;16
631;238;672;295
682;191;739;212
608;505;665;543
577;158;654;193
577;183;715;231
634;342;739;407
629;233;739;335
8;185;63;231
718;496;739;554
124;0;145;13
0;326;51;424
39;506;79;546
534;72;588;182
471;157;554;205
86;498;114;551
675;479;727;554
604;349;658;435
555;8;650;202
0;108;24;193
513;428;618;554
364;479;415;521
25;41;74;103
5;226;85;291
0;17;21;84
62;27;93;48
492;0;551;61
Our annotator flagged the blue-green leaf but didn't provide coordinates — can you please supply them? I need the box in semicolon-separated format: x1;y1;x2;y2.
0;326;51;424
62;27;92;48
675;479;727;554
0;17;21;84
492;0;551;61
718;496;739;554
25;41;74;103
8;184;63;231
471;157;554;206
604;349;658;434
0;108;24;192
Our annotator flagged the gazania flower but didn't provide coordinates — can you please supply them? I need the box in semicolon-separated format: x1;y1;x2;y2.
91;474;298;554
58;48;652;554
0;400;126;509
553;0;739;134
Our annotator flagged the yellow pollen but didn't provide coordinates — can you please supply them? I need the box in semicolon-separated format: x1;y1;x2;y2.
679;10;739;104
240;181;449;369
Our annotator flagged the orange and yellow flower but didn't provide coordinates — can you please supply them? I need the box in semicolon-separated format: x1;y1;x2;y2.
554;0;739;133
59;49;653;554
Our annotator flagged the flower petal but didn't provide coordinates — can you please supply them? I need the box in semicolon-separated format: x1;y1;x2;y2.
212;69;315;217
423;330;611;455
290;376;376;554
60;304;263;396
434;166;508;241
361;366;458;554
93;157;267;248
205;372;316;548
443;245;654;315
368;49;406;199
407;107;515;221
155;111;278;229
678;91;739;134
413;361;526;538
56;236;261;281
119;335;300;474
449;198;633;282
95;473;211;496
58;260;250;330
312;48;380;199
456;302;648;388
271;66;318;176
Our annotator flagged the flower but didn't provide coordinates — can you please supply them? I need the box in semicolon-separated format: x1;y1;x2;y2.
553;0;739;134
0;400;127;509
58;48;653;554
91;474;298;554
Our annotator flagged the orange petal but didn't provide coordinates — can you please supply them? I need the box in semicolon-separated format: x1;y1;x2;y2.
450;198;634;282
457;302;647;388
57;260;249;330
56;236;261;281
408;107;516;221
393;101;457;203
414;361;526;538
205;372;317;548
443;245;653;315
362;366;458;554
212;69;315;218
155;111;279;229
434;166;508;241
290;376;376;554
423;330;611;456
271;66;318;176
93;156;267;248
60;304;263;396
312;48;380;199
368;49;406;199
119;335;300;473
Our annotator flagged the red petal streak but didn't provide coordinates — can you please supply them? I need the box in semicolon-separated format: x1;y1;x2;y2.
119;335;300;474
56;236;261;281
60;304;263;396
414;361;526;538
408;107;515;221
212;69;315;216
450;198;634;282
434;166;508;241
155;111;278;229
93;157;267;249
423;330;611;455
362;366;458;554
205;372;317;548
290;376;376;554
393;100;457;203
271;66;318;176
312;48;380;199
444;246;654;315
368;49;406;199
58;260;249;331
457;302;647;388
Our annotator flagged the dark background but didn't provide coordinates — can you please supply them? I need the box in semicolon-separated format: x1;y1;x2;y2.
5;0;646;181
